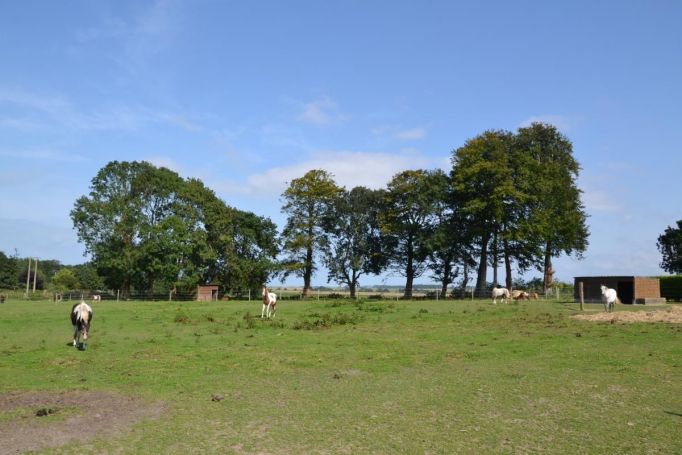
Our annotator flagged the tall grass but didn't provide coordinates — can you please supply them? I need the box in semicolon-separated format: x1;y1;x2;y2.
0;297;680;454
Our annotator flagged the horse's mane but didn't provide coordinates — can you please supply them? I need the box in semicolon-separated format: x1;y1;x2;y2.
74;302;92;322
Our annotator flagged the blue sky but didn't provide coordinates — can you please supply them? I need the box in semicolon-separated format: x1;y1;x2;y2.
1;1;680;286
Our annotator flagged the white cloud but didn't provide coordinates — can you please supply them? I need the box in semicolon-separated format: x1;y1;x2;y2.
520;114;574;132
0;148;86;162
296;97;347;126
582;189;622;213
223;150;434;197
396;127;426;140
0;87;205;133
145;155;184;173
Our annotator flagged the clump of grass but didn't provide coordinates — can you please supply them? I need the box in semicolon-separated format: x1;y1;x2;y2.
358;302;396;313
174;309;190;324
292;312;362;330
242;311;256;329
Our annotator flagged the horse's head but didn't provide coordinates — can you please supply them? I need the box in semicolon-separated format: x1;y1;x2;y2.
600;285;607;294
81;320;90;340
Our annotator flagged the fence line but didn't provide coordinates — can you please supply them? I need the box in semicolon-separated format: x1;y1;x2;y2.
1;286;572;302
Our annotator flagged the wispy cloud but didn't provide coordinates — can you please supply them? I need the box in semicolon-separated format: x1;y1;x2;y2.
0;147;86;162
581;188;622;213
74;0;181;63
520;114;575;132
145;155;184;173
372;125;427;141
396;127;426;140
0;87;204;133
296;96;348;126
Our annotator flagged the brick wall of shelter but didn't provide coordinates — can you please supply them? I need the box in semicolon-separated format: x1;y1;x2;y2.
634;278;660;299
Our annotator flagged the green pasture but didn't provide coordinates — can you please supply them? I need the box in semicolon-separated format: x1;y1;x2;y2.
1;297;680;454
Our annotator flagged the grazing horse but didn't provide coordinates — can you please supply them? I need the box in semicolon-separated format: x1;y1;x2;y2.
512;290;530;300
492;287;510;304
71;301;93;347
529;292;538;300
92;294;101;303
600;285;619;312
261;286;278;318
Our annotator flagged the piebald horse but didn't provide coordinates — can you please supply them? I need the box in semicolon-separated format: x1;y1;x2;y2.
262;286;278;318
492;287;510;304
600;285;620;313
71;301;93;347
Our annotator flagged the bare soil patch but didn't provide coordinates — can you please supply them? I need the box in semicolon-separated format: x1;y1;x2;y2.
0;390;165;454
572;305;682;323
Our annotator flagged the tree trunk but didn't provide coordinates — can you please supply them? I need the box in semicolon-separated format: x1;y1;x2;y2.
492;230;498;287
503;238;512;291
475;231;491;297
460;263;469;296
404;243;414;298
543;243;553;294
303;243;313;297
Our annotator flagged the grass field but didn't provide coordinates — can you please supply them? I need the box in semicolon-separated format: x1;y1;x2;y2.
1;297;680;454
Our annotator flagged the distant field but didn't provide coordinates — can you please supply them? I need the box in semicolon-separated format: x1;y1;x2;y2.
1;297;680;454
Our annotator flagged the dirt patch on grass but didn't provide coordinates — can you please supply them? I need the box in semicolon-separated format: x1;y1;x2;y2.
572;305;682;323
0;390;165;454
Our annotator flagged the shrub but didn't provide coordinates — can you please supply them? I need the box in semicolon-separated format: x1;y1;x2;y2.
659;276;682;302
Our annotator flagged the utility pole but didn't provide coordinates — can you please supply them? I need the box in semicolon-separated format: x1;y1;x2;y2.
32;258;39;293
25;258;32;296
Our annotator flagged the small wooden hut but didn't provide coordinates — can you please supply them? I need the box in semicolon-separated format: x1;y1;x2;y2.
197;285;219;302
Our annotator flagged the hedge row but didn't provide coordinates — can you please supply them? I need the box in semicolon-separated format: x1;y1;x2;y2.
659;276;682;302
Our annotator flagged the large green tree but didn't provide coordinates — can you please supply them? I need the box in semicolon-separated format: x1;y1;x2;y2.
51;268;80;292
72;161;186;294
381;170;444;298
0;251;18;289
657;219;682;274
72;161;279;296
280;169;342;296
515;123;589;291
321;186;389;298
426;172;477;297
451;130;517;296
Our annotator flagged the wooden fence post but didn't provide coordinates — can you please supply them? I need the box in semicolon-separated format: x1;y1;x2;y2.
579;281;584;311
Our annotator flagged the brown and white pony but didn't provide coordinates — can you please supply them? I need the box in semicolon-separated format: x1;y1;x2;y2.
71;301;93;347
512;290;530;300
261;286;278;318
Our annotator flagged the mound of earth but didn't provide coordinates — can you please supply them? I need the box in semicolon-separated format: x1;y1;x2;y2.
572;305;682;323
0;390;164;454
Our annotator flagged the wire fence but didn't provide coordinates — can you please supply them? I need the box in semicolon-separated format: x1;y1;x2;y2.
0;286;573;302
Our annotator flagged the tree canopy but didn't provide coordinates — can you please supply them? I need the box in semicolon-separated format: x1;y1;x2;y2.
280;169;342;296
657;220;682;274
71;161;278;295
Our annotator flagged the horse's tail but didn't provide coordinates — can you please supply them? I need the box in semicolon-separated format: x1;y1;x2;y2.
615;297;622;305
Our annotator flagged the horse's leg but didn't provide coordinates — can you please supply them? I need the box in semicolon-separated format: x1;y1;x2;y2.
72;326;78;346
261;304;266;318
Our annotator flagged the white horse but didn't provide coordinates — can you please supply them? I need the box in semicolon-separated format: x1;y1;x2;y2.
71;300;93;347
492;287;510;304
261;286;277;318
600;285;619;312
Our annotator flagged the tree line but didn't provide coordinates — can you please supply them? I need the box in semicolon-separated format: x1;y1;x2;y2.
1;123;598;298
282;123;589;298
